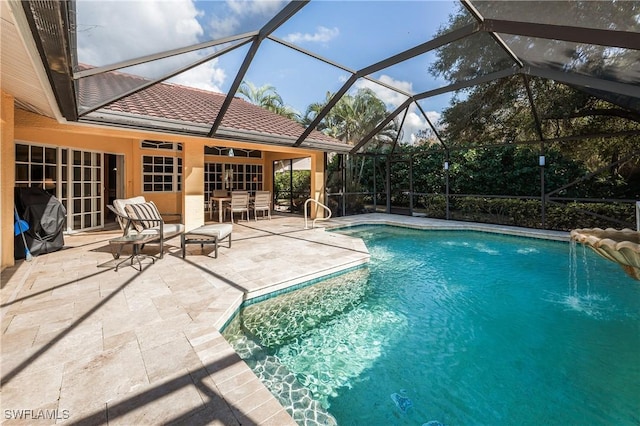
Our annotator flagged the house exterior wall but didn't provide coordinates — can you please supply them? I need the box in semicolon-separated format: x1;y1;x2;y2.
2;107;326;269
183;139;205;232
311;151;326;219
1;92;16;270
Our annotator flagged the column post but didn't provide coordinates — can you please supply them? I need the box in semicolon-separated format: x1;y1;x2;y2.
182;140;205;231
310;151;326;218
1;91;16;269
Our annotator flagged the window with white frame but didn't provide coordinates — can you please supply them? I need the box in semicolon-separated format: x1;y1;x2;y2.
15;143;58;190
204;146;261;158
204;162;263;206
141;140;183;151
142;155;182;192
15;142;104;231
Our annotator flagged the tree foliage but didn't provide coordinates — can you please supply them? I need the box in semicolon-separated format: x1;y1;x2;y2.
310;88;400;195
302;88;398;148
425;2;640;195
238;81;300;121
274;170;310;212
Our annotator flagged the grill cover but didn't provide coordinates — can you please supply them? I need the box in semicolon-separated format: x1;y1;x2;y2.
14;187;66;259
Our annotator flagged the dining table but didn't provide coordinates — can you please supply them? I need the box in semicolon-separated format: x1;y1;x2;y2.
210;196;232;222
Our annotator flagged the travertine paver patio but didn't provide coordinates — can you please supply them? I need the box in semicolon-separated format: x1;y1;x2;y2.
1;214;369;425
1;213;567;425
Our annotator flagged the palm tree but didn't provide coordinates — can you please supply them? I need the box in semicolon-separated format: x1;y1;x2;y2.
307;88;399;191
304;88;397;148
237;81;299;121
301;91;339;131
271;103;300;121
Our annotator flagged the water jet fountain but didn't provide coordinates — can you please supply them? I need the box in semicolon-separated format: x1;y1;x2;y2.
570;228;640;281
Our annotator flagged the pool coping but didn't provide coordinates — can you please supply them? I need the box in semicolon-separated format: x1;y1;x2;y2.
222;214;570;329
322;213;570;242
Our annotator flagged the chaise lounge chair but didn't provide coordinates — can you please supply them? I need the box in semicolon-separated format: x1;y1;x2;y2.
108;196;184;259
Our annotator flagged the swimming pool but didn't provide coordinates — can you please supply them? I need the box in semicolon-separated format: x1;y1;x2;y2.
223;226;640;425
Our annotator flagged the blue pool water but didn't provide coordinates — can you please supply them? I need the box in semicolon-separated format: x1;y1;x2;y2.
223;226;640;425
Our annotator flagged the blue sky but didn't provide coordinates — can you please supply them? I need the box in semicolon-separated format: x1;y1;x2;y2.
76;0;461;142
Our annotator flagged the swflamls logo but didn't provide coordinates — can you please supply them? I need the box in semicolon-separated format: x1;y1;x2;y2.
4;409;70;420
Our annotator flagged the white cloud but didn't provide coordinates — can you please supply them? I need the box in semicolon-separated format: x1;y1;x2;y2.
76;0;225;93
405;111;425;143
403;107;442;144
425;110;441;124
170;59;226;93
404;109;440;144
77;0;203;65
208;14;241;40
284;26;339;44
354;75;442;143
226;0;288;16
208;0;288;39
355;74;411;109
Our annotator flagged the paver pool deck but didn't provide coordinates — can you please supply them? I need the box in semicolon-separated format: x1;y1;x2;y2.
1;213;567;425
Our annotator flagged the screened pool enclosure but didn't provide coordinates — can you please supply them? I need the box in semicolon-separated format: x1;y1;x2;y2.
23;0;640;230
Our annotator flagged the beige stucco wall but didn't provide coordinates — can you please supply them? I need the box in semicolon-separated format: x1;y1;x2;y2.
15;110;173;210
182;139;205;231
310;151;326;218
1;91;16;270
1;107;326;268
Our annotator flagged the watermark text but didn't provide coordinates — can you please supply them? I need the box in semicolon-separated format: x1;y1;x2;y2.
4;409;70;421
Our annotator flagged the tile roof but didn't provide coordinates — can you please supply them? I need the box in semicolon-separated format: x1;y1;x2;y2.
77;66;342;147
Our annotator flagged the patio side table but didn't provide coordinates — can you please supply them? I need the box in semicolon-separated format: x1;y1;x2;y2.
109;234;160;271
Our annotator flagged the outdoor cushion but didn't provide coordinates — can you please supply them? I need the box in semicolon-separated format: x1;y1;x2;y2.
138;223;185;236
113;196;146;230
181;224;233;258
113;196;146;217
184;223;233;240
124;201;162;231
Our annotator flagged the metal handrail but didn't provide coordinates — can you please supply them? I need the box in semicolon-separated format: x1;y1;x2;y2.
636;201;639;231
304;198;332;229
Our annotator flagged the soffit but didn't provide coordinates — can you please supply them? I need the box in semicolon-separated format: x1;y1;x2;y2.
0;1;59;119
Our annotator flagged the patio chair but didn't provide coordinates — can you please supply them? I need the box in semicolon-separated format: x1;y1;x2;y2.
108;196;184;259
251;190;271;220
225;191;249;223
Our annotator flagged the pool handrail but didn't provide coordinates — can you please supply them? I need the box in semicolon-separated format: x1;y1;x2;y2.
304;198;332;229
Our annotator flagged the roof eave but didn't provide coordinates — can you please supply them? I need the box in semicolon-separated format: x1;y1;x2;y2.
80;110;352;152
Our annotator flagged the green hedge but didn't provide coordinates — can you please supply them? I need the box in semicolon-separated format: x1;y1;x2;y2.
545;202;634;231
415;195;635;231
